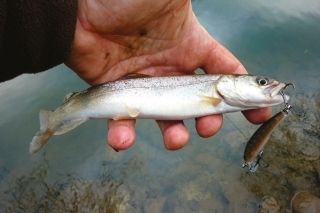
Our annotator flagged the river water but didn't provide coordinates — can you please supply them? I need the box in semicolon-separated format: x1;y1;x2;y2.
0;0;319;212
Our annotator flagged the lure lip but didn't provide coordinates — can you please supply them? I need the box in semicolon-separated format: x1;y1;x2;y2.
242;161;258;172
243;152;260;172
243;150;269;172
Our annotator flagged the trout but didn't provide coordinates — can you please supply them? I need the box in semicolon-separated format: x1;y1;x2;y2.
30;74;289;153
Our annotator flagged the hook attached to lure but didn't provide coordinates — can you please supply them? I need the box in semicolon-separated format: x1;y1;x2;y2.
280;83;295;111
242;150;269;172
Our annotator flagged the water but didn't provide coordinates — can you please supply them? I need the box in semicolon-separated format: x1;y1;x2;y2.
1;0;320;212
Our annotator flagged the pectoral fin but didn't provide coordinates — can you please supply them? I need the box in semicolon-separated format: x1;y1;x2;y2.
199;96;222;106
54;118;87;135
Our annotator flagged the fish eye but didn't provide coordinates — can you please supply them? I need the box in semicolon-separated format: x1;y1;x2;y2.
256;76;269;86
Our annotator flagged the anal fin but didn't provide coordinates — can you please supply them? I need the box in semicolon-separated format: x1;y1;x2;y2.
54;118;87;135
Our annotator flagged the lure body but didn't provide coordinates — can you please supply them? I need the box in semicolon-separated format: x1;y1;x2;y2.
242;108;290;172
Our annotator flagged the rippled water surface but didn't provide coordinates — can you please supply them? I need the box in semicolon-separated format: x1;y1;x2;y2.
1;0;319;212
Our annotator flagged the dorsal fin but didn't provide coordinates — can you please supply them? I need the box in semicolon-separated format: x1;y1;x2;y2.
63;92;78;102
120;73;151;80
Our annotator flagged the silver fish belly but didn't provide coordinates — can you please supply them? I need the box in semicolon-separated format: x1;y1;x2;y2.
29;74;288;154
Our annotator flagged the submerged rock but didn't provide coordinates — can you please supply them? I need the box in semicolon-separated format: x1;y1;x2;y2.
259;196;281;213
291;191;320;213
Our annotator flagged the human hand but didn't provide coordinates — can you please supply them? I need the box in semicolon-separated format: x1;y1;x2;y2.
65;0;271;150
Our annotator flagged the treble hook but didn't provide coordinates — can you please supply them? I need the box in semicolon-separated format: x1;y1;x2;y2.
243;150;269;172
255;151;269;168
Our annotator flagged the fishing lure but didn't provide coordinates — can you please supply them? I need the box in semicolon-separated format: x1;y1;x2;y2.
242;83;294;172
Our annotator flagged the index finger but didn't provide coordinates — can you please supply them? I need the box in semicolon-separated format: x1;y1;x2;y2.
201;38;247;75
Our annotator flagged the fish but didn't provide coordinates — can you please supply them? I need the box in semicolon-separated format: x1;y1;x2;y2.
242;106;291;172
29;74;289;154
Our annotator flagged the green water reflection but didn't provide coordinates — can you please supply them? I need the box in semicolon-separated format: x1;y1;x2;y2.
1;0;320;212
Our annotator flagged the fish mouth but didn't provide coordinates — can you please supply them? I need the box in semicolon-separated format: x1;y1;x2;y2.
264;81;287;98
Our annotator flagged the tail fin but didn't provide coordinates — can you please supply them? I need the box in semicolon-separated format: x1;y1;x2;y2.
29;110;54;154
29;128;54;154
